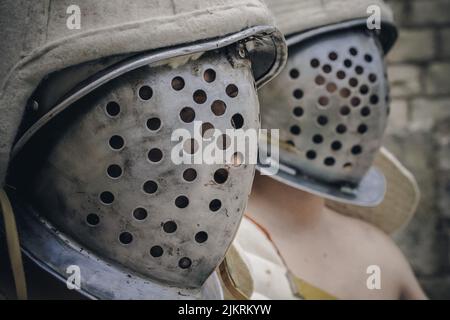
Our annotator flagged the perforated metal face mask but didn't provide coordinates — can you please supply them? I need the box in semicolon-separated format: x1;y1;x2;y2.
7;27;287;299
259;30;389;206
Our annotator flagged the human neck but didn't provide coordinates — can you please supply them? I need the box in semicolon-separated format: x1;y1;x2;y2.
246;173;326;233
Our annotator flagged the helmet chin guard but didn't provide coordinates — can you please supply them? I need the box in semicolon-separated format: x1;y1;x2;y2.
259;29;389;207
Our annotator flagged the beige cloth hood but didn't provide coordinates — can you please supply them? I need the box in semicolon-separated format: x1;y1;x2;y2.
265;0;396;52
0;0;278;184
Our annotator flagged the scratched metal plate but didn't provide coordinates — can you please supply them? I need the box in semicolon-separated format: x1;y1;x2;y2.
29;49;259;288
259;31;389;187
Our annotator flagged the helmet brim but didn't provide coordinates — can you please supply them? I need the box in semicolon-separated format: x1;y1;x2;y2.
257;163;386;207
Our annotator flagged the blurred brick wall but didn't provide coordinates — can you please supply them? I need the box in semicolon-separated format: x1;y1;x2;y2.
384;0;450;299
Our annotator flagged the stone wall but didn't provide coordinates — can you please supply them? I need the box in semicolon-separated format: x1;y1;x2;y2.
385;0;450;299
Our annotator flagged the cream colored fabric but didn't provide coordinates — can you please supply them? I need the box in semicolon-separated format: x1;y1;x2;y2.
264;0;393;36
232;217;299;300
326;147;420;234
0;0;274;184
220;243;254;300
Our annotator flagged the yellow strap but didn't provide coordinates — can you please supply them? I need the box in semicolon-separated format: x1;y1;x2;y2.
0;189;27;300
219;260;249;300
287;271;336;300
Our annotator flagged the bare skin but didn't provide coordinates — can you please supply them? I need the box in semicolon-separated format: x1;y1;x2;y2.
247;173;427;300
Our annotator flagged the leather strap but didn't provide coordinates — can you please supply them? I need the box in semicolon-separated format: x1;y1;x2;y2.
219;244;253;300
0;189;27;300
287;271;336;300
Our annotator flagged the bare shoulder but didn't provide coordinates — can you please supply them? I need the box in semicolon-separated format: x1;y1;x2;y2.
325;208;427;299
328;208;406;263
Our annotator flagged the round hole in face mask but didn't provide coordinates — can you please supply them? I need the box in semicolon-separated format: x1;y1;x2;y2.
349;47;358;56
364;54;373;62
312;134;323;144
340;106;351;116
107;164;122;179
358;124;368;134
211;100;226;116
175;196;189;208
163;221;177;233
171;76;185;91
361;106;371;117
349;78;358;87
180;107;195;123
178;257;192;269
317;115;328;126
231;152;244;167
336;124;347;134
318;96;329;106
193;90;207;104
315;75;326;85
351;97;361;107
183;138;199;154
209;199;222;212
213;169;228;184
150;246;163;258
331;141;342;151
360;85;369;95
351;145;363;155
204;69;216;83
340;88;351;98
322;64;332;73
86;213;100;226
133;207;148;221
217;134;231;150
369;73;377;83
324;157;336;166
147;117;161;131
119;232;133;245
231;113;244;129
326;82;337;93
148;148;163;162
355;66;364;75
370;94;379;104
337;70;346;80
99;191;114;205
195;231;208;243
344;59;352;68
139;85;153;100
226;84;239;98
143;180;158;194
290;125;301;135
293;106;304;117
328;52;338;61
201;122;215;138
293;89;304;99
310;58;320;68
109;135;125;150
306;150;317;160
183;168;197;182
290;68;300;79
105;101;120;117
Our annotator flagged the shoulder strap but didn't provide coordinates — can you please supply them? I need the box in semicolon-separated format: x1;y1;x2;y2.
219;244;254;300
246;214;338;300
287;271;336;300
